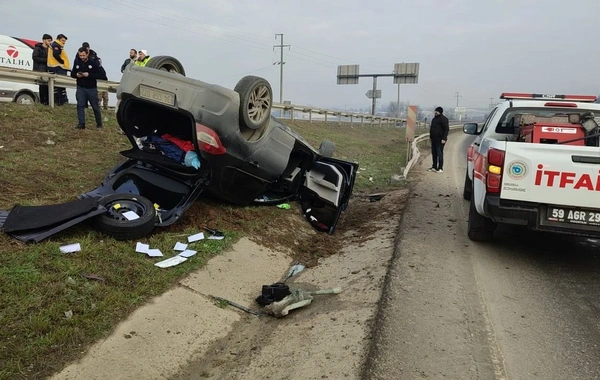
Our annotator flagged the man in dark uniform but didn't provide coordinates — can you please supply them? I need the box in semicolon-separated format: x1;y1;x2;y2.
32;33;53;105
428;106;449;173
71;47;107;130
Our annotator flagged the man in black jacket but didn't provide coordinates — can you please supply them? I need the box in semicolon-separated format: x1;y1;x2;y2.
429;106;449;173
32;34;53;105
121;48;137;73
71;47;108;129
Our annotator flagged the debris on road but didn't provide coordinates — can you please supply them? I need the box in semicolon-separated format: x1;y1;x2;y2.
210;295;263;316
264;287;342;318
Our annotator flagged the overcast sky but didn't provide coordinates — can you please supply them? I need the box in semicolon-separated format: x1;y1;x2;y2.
4;0;600;111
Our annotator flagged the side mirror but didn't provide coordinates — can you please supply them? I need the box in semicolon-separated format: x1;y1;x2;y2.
463;123;479;135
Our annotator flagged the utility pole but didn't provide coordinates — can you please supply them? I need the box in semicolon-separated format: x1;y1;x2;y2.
489;97;494;109
273;34;290;104
454;92;462;107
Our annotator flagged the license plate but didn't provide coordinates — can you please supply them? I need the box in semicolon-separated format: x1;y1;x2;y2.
546;206;600;227
139;85;175;106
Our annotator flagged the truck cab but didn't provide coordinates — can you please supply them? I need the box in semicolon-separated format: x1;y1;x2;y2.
463;92;600;241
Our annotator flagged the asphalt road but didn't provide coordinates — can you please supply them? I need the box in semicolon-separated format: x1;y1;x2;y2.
364;132;600;380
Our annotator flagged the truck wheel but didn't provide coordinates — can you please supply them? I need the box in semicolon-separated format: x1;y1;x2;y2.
145;55;186;76
462;170;472;200
467;196;496;242
93;193;157;241
15;92;35;104
235;75;272;131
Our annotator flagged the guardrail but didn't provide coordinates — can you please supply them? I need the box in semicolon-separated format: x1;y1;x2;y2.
0;66;407;125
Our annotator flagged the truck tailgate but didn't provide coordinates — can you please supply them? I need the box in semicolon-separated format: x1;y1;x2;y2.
501;142;600;208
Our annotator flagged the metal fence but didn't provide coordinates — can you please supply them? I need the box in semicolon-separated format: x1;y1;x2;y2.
0;66;407;125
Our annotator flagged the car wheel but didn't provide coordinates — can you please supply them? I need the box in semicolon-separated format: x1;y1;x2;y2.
467;193;496;242
93;193;156;241
462;169;472;200
234;75;272;131
145;55;186;76
15;93;35;104
318;140;335;158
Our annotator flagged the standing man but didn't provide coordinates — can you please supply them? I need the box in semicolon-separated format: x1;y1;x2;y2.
79;42;108;109
134;50;151;66
32;33;52;105
47;34;70;105
428;106;449;173
121;48;137;73
71;47;107;130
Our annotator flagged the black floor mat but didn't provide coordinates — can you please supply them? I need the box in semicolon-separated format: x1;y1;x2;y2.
2;197;101;233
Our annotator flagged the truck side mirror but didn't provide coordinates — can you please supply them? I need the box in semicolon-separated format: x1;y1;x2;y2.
463;123;479;135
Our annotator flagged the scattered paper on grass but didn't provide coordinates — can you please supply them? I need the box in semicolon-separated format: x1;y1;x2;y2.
136;242;149;254
122;211;140;220
188;232;205;242
64;310;73;319
178;249;197;258
60;243;81;253
146;248;163;257
174;242;188;251
208;235;224;240
155;256;187;268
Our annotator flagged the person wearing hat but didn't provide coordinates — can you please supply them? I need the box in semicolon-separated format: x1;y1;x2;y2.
134;49;151;66
32;33;53;105
428;106;449;173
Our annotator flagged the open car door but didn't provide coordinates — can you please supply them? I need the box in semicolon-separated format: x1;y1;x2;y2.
299;157;359;234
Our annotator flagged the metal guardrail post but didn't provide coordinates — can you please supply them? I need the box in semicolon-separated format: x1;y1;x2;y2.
48;77;55;108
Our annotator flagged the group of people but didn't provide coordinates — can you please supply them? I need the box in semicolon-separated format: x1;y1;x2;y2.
121;48;151;72
31;33;152;130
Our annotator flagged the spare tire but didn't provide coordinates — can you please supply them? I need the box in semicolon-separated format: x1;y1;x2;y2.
234;76;272;131
145;55;186;76
93;193;157;241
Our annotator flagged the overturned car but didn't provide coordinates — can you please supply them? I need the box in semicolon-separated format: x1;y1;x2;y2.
1;56;358;242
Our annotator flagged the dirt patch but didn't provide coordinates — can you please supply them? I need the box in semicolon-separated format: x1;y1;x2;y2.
160;187;408;270
171;187;409;380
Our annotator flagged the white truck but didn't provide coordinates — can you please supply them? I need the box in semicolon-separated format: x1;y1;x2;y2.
0;34;40;103
463;92;600;241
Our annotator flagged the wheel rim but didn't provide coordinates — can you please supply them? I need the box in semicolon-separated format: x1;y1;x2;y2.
105;199;149;222
17;96;34;104
247;85;271;124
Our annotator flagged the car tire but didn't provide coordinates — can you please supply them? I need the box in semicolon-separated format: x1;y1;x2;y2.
234;75;272;131
145;55;186;76
318;139;335;157
93;193;156;241
462;169;472;200
467;194;496;242
15;92;35;104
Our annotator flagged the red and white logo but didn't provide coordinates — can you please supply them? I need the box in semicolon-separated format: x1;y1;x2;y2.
541;126;577;134
7;45;19;58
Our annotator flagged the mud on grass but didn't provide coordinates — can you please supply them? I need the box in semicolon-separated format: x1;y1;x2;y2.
0;104;409;379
